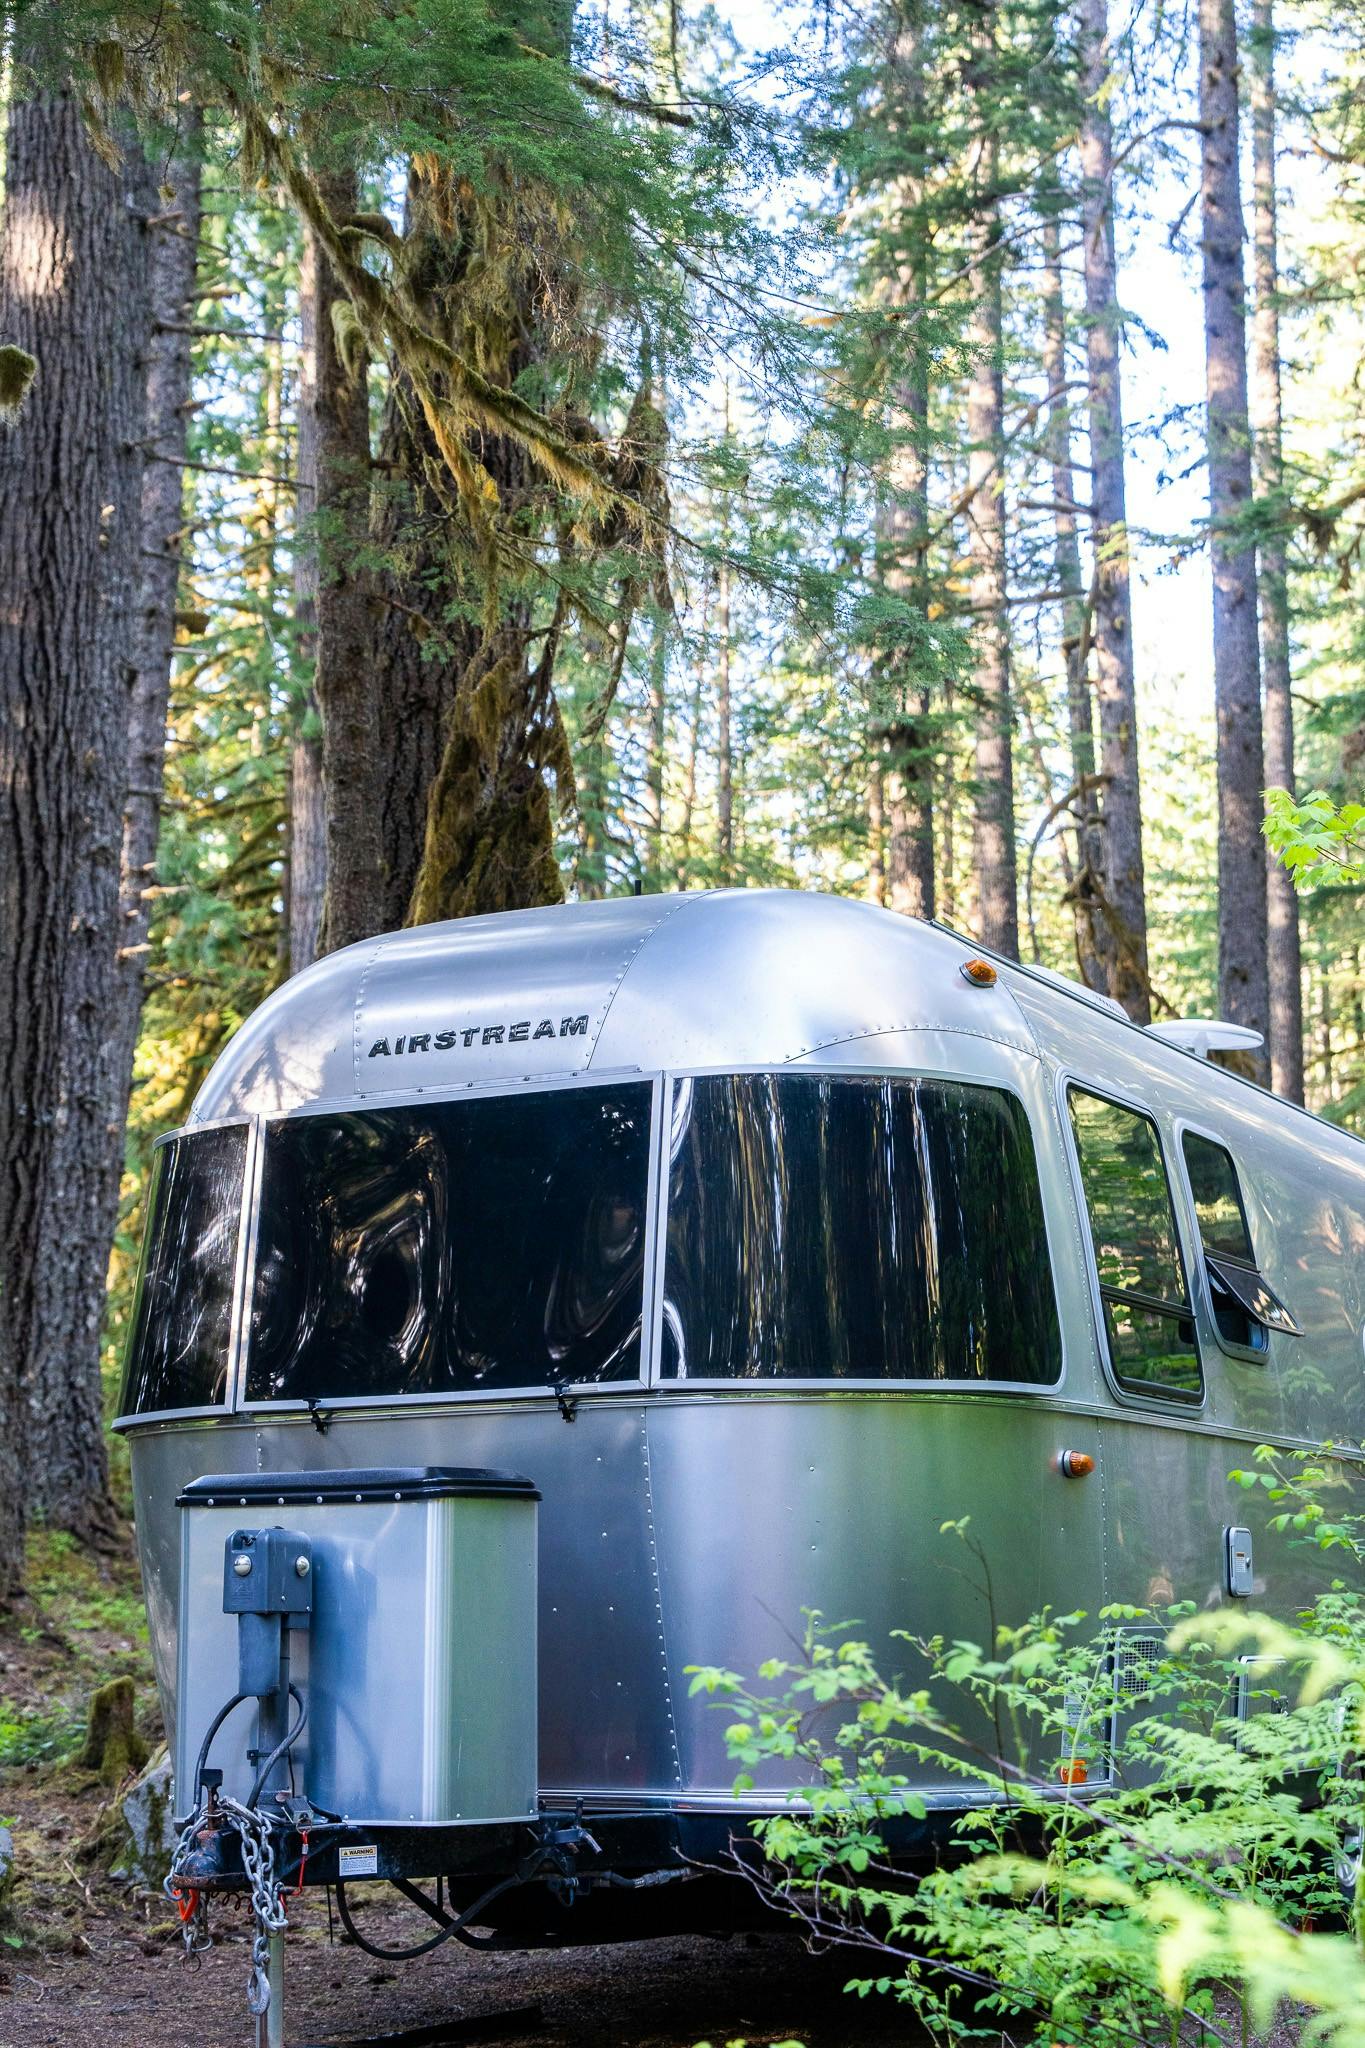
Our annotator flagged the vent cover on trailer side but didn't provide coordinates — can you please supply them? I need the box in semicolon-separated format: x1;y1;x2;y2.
1112;1631;1162;1705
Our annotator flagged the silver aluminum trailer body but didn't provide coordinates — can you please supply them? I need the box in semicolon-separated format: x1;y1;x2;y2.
118;890;1365;1902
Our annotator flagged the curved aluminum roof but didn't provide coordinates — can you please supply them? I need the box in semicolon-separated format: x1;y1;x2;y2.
187;889;1041;1122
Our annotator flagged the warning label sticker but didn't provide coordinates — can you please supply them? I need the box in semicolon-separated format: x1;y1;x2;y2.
337;1844;379;1877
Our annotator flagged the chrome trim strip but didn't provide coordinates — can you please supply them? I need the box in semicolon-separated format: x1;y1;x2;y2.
226;1117;264;1414
111;1402;239;1435
238;1379;649;1416
150;1111;254;1149
645;1076;675;1393
638;1074;666;1393
112;1385;1365;1457
272;1065;646;1122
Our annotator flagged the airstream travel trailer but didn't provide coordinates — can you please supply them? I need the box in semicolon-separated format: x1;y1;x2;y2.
119;889;1365;2024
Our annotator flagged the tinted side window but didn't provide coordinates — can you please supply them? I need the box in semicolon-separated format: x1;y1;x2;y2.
1181;1132;1292;1351
661;1074;1061;1384
1067;1088;1202;1400
1182;1133;1254;1263
120;1126;249;1415
246;1083;652;1402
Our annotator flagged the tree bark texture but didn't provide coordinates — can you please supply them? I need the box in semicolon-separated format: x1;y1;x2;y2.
1041;212;1109;992
1200;0;1271;1076
877;8;935;924
287;192;336;974
643;604;667;889
304;171;384;956
964;172;1018;957
1078;0;1151;1021
0;93;150;1581
866;753;886;904
111;121;202;1157
716;557;734;882
1249;0;1304;1102
357;166;565;937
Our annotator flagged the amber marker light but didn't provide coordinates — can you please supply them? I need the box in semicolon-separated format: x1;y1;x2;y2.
1057;1760;1089;1787
959;958;997;987
1057;1449;1095;1478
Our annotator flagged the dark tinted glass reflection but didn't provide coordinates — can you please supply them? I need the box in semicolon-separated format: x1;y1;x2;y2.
119;1126;249;1415
1182;1133;1254;1264
247;1084;652;1402
661;1074;1061;1384
1067;1088;1202;1400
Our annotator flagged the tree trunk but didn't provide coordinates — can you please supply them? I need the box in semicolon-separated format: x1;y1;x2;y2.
716;557;734;883
878;7;935;924
643;604;667;889
1078;0;1151;1020
1041;209;1108;990
1200;0;1271;1076
303;171;382;955
866;753;886;904
359;164;566;935
288;190;342;974
0;92;150;1582
676;585;710;889
1249;0;1304;1102
113;122;201;1126
964;148;1017;957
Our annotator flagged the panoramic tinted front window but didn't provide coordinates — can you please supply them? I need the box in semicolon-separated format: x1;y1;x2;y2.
119;1125;249;1416
1067;1088;1202;1400
246;1083;652;1402
661;1074;1061;1384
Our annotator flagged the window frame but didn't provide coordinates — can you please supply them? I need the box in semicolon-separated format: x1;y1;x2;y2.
1060;1077;1207;1411
1172;1118;1291;1364
233;1068;665;1416
649;1061;1069;1397
112;1114;259;1429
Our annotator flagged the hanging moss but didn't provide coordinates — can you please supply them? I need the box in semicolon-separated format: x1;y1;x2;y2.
407;630;571;924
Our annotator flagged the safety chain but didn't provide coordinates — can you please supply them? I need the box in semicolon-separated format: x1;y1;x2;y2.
166;1794;290;2017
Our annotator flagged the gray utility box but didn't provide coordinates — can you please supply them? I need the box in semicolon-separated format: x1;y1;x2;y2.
175;1468;539;1827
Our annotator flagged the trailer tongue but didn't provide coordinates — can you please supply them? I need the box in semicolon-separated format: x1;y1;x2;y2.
168;1467;550;2036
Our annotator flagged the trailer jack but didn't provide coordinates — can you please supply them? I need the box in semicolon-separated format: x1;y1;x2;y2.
166;1525;321;2046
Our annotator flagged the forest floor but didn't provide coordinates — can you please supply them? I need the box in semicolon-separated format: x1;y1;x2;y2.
0;1532;1312;2048
0;1531;917;2047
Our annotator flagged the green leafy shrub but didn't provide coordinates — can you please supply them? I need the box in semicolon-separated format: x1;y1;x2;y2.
689;1454;1365;2047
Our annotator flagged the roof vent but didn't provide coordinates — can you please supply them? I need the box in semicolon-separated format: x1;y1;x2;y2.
1146;1020;1265;1060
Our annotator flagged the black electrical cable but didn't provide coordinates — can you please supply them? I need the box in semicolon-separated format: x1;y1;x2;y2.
191;1690;250;1802
333;1871;523;1961
246;1682;308;1810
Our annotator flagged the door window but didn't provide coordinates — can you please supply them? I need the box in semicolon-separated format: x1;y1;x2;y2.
1067;1088;1202;1401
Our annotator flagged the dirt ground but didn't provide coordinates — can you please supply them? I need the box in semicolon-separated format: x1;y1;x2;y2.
1;1905;924;2048
0;1535;922;2048
0;1535;1310;2048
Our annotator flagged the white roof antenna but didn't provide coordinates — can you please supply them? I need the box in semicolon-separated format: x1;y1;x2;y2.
1146;1020;1266;1061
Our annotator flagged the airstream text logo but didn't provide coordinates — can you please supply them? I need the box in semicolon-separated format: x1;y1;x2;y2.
367;1015;589;1059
